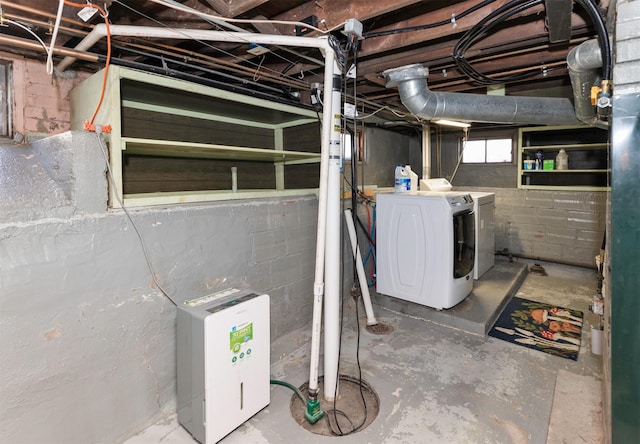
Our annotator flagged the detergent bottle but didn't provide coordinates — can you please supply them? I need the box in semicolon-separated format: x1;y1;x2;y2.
406;165;419;194
556;149;569;170
394;165;410;193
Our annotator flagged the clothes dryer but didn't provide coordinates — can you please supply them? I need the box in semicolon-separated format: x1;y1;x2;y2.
376;191;475;310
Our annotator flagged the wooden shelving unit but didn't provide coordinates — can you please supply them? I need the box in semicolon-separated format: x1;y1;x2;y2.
518;125;610;191
70;66;321;207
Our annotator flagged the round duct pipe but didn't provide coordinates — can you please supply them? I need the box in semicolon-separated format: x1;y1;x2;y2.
384;64;581;126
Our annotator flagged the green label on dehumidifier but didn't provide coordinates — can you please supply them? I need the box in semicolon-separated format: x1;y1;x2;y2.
230;323;253;353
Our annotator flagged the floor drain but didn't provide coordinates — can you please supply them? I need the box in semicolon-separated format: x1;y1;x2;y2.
365;322;394;335
530;263;548;276
290;375;380;437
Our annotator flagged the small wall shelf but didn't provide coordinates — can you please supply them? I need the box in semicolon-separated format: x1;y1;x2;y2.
518;125;610;190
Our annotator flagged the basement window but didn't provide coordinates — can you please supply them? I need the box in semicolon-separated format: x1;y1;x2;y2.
0;60;11;138
462;136;513;163
462;137;513;163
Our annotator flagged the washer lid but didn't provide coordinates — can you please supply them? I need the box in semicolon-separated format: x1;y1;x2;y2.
468;191;495;205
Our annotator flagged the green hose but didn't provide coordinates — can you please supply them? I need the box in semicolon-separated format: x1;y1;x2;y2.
270;379;306;404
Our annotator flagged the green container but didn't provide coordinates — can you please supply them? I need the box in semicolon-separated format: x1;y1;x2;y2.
543;159;555;170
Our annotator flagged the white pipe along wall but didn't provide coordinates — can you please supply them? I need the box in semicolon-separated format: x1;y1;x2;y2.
57;25;344;404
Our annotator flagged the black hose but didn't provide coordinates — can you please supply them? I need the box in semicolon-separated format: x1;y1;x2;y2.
453;0;545;85
363;0;497;38
453;0;612;85
575;0;611;80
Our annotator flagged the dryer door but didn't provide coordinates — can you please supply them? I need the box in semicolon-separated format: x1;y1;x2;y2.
453;209;475;278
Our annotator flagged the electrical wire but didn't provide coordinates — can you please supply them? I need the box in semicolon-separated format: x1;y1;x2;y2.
362;204;377;287
94;132;178;307
325;37;368;437
147;0;334;34
2;19;48;52
62;0;112;125
363;0;497;38
112;0;318;91
45;0;65;75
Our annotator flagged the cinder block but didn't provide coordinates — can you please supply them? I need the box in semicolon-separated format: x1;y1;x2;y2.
508;222;545;242
507;209;540;224
545;226;578;246
246;261;272;290
493;221;508;238
495;191;525;207
285;223;316;255
514;238;532;256
613;60;640;86
495;236;509;252
550;191;588;211
524;190;555;209
537;207;574;227
269;252;310;285
577;229;605;245
494;207;512;220
530;241;564;260
617;40;640;64
565;210;601;231
251;228;286;263
616;22;640;42
561;245;598;267
617;1;640;24
297;198;320;226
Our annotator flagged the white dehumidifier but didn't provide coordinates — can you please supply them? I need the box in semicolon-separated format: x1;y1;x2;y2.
177;288;270;444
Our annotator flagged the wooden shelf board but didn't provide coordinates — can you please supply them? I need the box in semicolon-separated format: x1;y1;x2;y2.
122;137;320;163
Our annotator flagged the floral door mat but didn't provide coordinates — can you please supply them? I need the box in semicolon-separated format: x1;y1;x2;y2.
489;297;583;360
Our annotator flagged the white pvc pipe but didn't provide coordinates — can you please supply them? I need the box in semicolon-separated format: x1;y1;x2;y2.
307;50;336;399
231;167;238;192
322;62;343;402
344;209;378;326
57;24;331;72
56;22;341;402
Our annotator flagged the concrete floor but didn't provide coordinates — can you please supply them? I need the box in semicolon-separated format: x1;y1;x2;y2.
123;258;603;444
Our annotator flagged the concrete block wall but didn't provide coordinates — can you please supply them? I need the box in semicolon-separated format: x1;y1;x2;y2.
1;52;89;141
0;134;319;444
456;187;606;268
614;0;640;95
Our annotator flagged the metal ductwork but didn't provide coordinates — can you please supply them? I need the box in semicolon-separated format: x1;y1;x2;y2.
384;64;581;126
385;38;608;128
567;38;609;128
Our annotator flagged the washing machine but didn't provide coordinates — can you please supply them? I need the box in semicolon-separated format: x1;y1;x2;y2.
376;191;475;310
420;179;495;280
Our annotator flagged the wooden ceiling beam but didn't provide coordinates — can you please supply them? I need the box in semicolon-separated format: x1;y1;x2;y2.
202;0;269;17
267;0;428;35
356;20;592;79
357;1;596;59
